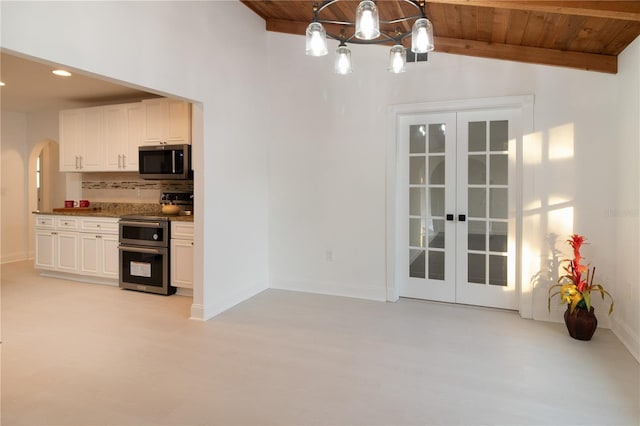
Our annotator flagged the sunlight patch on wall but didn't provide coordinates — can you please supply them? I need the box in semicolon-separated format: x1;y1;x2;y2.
523;131;542;165
547;195;573;207
548;123;575;160
548;206;574;236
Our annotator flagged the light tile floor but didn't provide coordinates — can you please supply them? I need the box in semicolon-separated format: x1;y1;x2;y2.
2;260;639;425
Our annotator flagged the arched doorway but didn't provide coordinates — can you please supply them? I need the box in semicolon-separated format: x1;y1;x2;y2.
28;139;64;258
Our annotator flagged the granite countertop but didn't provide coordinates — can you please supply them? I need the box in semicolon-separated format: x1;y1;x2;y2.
33;202;194;222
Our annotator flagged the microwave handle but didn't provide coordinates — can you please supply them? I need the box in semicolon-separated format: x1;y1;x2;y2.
172;151;176;174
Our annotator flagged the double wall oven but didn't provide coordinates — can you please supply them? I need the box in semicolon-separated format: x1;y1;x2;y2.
118;191;193;296
119;216;175;295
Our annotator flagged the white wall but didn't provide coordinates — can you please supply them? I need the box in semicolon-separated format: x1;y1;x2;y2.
614;36;640;360
266;31;622;328
1;0;271;320
0;110;29;263
3;1;637;351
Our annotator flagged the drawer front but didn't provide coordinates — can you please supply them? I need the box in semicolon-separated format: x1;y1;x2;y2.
80;218;119;234
56;217;79;230
171;222;194;239
35;215;55;229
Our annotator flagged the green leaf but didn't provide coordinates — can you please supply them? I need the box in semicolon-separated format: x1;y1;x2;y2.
583;292;591;311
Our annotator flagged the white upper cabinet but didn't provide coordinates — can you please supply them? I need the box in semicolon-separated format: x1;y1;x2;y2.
104;102;144;171
142;98;191;145
60;107;104;172
59;98;188;173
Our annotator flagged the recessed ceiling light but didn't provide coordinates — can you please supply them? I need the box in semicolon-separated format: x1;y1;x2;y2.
0;81;5;86
52;69;72;77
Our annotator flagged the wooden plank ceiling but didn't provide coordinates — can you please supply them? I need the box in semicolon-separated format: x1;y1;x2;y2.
241;0;640;73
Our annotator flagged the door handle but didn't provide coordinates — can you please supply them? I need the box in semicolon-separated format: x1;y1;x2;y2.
446;214;454;221
458;214;466;222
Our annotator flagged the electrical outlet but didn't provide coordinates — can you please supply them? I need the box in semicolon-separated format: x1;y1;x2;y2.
325;250;333;262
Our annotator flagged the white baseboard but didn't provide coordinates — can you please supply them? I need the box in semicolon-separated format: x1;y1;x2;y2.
613;317;640;363
270;279;387;302
39;270;118;286
176;287;193;297
201;282;268;321
190;303;205;321
1;253;29;265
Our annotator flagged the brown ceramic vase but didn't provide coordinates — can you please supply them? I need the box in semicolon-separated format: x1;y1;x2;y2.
564;306;598;341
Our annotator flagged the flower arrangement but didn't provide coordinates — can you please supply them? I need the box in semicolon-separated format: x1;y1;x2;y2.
548;234;614;315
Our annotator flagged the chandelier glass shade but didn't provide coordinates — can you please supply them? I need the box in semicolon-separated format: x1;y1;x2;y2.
306;21;328;56
411;17;434;53
388;44;407;73
335;44;353;74
305;0;434;74
355;0;381;40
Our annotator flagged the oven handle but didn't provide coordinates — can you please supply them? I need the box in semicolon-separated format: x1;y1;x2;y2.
119;221;164;228
118;245;163;255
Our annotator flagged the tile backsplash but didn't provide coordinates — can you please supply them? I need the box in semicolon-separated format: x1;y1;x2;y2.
82;172;193;203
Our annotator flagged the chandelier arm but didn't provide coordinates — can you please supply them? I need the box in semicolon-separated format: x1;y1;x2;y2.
315;0;427;23
381;14;425;25
325;31;403;45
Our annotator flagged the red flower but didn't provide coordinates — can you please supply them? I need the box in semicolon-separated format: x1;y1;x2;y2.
567;235;586;285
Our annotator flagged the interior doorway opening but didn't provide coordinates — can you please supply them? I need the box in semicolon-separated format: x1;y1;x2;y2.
28;139;63;258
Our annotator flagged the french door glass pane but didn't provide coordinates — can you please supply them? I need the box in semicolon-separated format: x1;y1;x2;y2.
468;121;486;151
468;155;486;184
490;188;508;219
489;221;508;252
428;156;445;184
468;220;486;251
489;255;507;286
409;249;425;278
410;157;425;184
468;253;486;284
429;219;445;248
410;125;426;154
468;188;486;218
489;154;508;185
490;120;508;151
428;251;445;280
429;124;445;153
429;188;445;216
410;187;425;216
410;218;425;247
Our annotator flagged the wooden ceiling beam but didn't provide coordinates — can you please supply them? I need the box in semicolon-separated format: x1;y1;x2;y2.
425;1;640;22
435;36;617;73
264;18;617;73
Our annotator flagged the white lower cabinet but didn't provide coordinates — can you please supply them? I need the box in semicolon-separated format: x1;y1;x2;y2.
56;231;80;273
34;216;79;273
79;233;119;279
35;229;56;270
35;214;119;283
171;222;193;289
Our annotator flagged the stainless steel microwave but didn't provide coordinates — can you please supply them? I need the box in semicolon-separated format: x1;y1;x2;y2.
138;144;192;180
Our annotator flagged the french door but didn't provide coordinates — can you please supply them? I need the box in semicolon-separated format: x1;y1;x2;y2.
397;109;518;310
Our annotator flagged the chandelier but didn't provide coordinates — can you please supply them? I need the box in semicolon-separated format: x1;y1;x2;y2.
305;0;434;74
